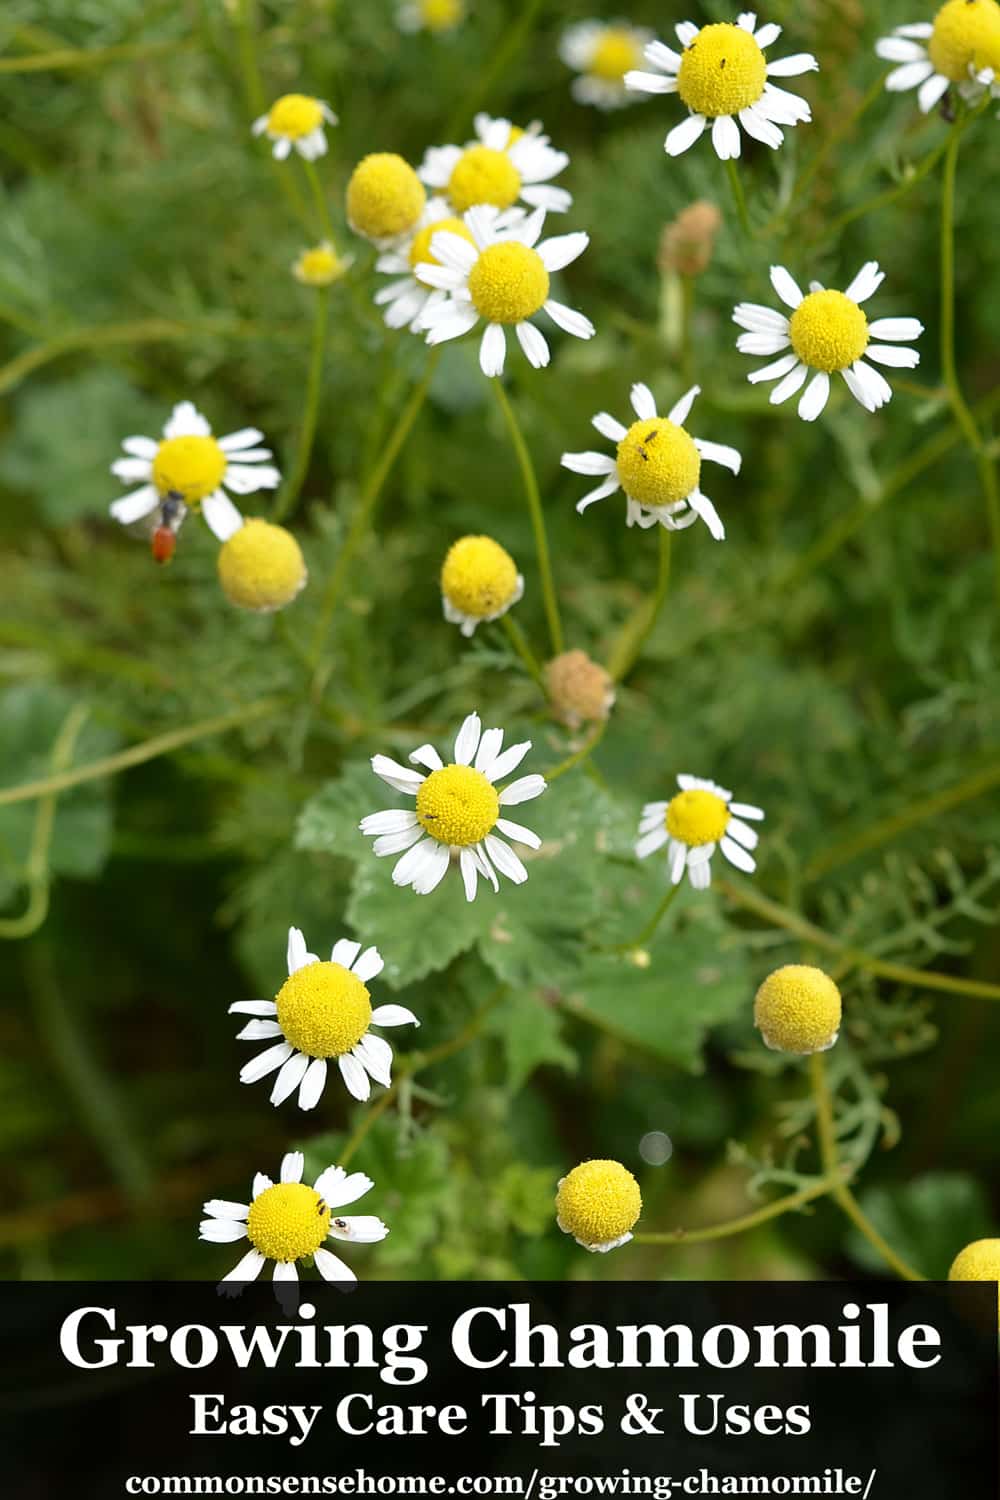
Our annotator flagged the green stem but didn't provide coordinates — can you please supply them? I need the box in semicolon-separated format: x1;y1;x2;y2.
272;288;329;523
810;1054;924;1282
635;1172;845;1246
309;349;441;670
500;612;546;690
0;37;189;72
0;699;279;809
608;526;672;682
232;0;311;233
817;134;951;244
441;0;545;140
543;719;608;784
724;158;752;238
780;72;888;221
940;122;1000;607
604;880;682;954
492;380;564;655
302;157;337;248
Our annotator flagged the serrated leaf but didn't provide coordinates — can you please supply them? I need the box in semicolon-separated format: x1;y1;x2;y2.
346;854;490;988
488;989;577;1092
847;1173;993;1280
294;760;384;861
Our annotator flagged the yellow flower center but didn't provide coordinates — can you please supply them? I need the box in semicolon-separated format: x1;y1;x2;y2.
928;0;1000;80
295;244;346;287
441;535;519;618
590;28;642;80
448;145;522;212
419;0;463;30
948;1239;1000;1323
665;788;730;846
468;241;550;324
556;1160;642;1247
347;154;427;240
409;216;475;270
416;764;500;846
152;435;227;504
789;289;869;372
616;418;701;509
753;964;842;1056
246;1182;331;1263
275;960;372;1058
677;23;768;117
266;94;324;140
217;519;307;614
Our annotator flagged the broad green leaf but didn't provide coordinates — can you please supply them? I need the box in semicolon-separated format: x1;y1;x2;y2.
346;854;490;988
294;759;384;861
488;989;577;1093
847;1173;994;1280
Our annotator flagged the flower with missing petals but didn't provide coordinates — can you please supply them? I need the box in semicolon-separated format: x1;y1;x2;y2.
252;94;338;161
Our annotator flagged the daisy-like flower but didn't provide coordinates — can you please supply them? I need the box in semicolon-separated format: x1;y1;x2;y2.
374;198;479;333
734;263;923;421
397;0;464;32
636;774;764;889
419;112;571;216
559;20;654;110
251;94;338;161
625;11;818;160
110;401;280;542
346;153;427;248
418;206;594;377
231;926;419;1107
199;1151;387;1284
876;0;1000;114
441;535;524;637
360;712;546;901
561;383;739;540
293;242;351;288
556;1160;642;1253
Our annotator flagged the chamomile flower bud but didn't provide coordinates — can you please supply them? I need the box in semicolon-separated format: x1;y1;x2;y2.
556;1159;642;1253
658;201;722;278
251;94;338;162
293;242;351;287
948;1240;1000;1318
441;535;524;637
347;153;427;246
545;650;615;729
754;964;842;1056
217;519;308;613
397;0;464;33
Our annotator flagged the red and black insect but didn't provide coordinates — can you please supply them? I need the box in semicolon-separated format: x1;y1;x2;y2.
150;491;186;565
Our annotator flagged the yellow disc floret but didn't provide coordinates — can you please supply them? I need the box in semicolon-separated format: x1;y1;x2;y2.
419;0;464;31
416;764;500;846
468;242;550;324
590;28;642;80
409;216;475;270
677;23;768;117
294;243;348;287
448;145;522;213
790;290;869;373
152;435;227;504
217;519;308;614
666;788;730;846
266;94;324;140
246;1182;331;1262
556;1159;642;1249
275;960;372;1058
616;418;701;509
754;964;842;1056
441;535;520;619
929;0;1000;81
948;1239;1000;1320
347;154;426;241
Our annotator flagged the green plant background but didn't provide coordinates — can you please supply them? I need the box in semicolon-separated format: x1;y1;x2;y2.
1;0;999;1283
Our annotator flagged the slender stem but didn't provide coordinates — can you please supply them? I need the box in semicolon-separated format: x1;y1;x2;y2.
809;1054;924;1282
544;719;608;784
0;704;89;941
635;1172;845;1246
940;121;1000;607
604;880;681;954
441;0;545;140
492;380;564;655
719;878;1000;1003
272;288;329;523
0;37;188;72
724;158;752;238
500;612;546;690
232;0;311;232
302;157;337;248
0;698;279;808
814;134;951;244
308;349;440;670
608;526;672;682
782;72;888;219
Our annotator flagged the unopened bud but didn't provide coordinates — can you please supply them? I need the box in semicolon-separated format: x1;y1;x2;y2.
545;650;615;729
658;200;722;277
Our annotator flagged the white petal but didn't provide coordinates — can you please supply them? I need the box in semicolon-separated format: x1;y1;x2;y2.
727;817;759;850
645;40;682;72
373;826;425;856
110;486;158;525
665;114;707;156
754;21;781;48
199;1218;249;1243
636;827;670;860
424;307;481;346
670;841;688;884
454;712;482;765
747;352;800;385
689;856;713;890
694;439;741;474
499;774;546;805
885;59;935;92
287;926;309;974
271;1052;310;1107
675;22;698;47
328;1214;388;1243
495;817;541;849
222;463;281;494
738;331;793;357
577;475;622;513
459;847;478;902
485;739;531;782
479;323;507;377
201;490;244;541
852;360;894;410
252;1173;272;1198
409;743;444;772
721;835;756;873
111;456;154;483
538;232;589;272
240;1041;294;1084
516;320;550;368
164;400;210;439
370;1004;420;1028
592;411;627;442
355;1032;393;1087
218;427;265;453
484;834;528;885
203;1199;249;1221
867;317;923;342
229;1000;278;1017
844;261;884;304
895;22;934;38
338;1052;371;1101
314;1247;357;1282
298;1057;328;1111
770;362;810;405
630;382;658;421
273;1261;298;1281
874;37;927;64
758;81;811;124
353;945;384;983
353;809;417;838
625;69;679;94
730;801;765;821
712;114;741;160
314;1166;373;1208
766;52;818;76
738;105;783;148
121;435;158;459
236;1019;283;1041
543;300;595;339
733;301;791;334
281;1151;304;1184
770;265;804;309
562;450;616;476
688;490;726;541
798;370;831;422
429;230;478;273
370;754;424;794
394;839;450;894
667;384;700;426
865;344;920;369
223;1249;265;1282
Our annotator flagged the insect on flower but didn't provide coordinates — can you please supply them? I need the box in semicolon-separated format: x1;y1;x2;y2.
149;491;187;566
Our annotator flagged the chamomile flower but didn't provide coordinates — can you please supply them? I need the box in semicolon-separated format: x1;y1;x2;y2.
251;94;338;161
374;198;477;333
561;383;739;540
360;712;546;901
556;1159;642;1253
397;0;464;32
217;519;307;613
636;774;764;889
876;0;1000;114
347;153;427;247
559;20;654;110
231;926;419;1107
754;965;842;1055
293;242;351;287
949;1240;1000;1316
417;206;594;377
199;1151;388;1284
419;112;571;216
109;401;280;542
441;535;524;637
735;264;923;420
625;12;818;160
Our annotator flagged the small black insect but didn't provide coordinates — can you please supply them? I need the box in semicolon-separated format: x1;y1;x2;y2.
720;57;727;68
317;1198;328;1216
334;1217;348;1230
